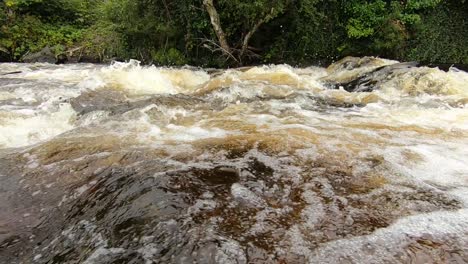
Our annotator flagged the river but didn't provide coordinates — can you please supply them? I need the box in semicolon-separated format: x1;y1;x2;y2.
0;57;467;263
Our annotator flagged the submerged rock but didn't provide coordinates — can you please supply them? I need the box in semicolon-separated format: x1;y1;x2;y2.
1;71;22;76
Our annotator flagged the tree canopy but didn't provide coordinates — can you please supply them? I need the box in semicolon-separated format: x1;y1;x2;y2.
0;0;467;66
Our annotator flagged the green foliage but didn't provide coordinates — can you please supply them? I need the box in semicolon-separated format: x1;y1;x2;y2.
0;0;95;60
340;0;442;58
405;1;468;64
405;0;442;10
0;15;43;58
89;0;187;62
4;0;96;24
0;0;466;65
345;1;387;39
80;22;125;61
152;48;187;66
217;0;289;39
272;0;344;64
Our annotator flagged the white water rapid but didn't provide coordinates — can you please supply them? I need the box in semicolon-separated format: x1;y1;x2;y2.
0;57;467;263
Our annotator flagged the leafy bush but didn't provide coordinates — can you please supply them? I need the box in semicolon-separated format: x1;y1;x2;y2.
405;1;468;64
152;48;187;66
0;0;95;60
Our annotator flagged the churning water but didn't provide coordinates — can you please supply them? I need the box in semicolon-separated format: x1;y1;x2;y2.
0;57;467;263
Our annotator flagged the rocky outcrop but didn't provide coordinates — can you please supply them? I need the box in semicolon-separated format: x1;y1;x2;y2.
56;53;68;64
20;46;103;64
63;47;103;63
21;46;56;63
323;56;468;93
334;62;418;92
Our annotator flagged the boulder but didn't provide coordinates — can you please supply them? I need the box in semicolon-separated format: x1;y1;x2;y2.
22;46;56;63
0;46;10;62
56;53;68;64
323;57;419;92
78;54;101;63
337;62;418;92
66;48;102;63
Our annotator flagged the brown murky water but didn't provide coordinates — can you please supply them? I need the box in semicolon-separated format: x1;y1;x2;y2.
0;57;467;263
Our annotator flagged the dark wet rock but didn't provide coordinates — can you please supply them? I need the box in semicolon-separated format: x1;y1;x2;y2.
26;155;296;263
62;47;103;64
20;46;103;64
70;91;204;116
70;90;128;115
194;166;240;185
78;54;102;64
1;71;22;76
0;155;52;263
326;56;390;75
0;49;10;62
56;53;68;64
105;95;205;117
22;47;56;64
324;57;467;93
339;62;418;92
325;61;418;92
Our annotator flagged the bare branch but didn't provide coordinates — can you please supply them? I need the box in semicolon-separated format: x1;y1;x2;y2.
197;38;239;63
239;8;275;62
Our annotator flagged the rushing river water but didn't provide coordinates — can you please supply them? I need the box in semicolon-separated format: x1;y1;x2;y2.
0;57;467;263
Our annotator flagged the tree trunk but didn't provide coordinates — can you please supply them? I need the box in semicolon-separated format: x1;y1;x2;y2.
203;0;231;54
239;19;266;60
239;8;275;63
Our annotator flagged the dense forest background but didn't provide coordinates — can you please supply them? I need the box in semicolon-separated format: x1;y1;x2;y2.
0;0;467;67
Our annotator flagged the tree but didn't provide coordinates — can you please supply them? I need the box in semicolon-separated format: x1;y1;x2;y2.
202;0;289;65
0;0;96;61
1;0;466;65
342;0;443;58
